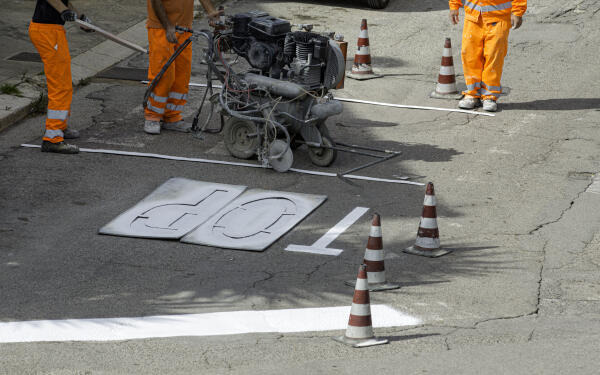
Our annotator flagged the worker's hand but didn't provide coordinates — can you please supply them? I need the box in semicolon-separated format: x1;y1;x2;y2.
511;14;523;29
450;9;460;25
78;14;95;32
166;25;178;43
60;9;77;22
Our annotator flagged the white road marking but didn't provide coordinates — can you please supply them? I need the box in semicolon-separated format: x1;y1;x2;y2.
20;144;424;186
285;207;370;256
0;305;421;343
586;174;600;194
149;81;493;117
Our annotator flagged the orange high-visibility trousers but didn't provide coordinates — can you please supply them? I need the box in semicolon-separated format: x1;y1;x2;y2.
29;22;73;143
461;17;510;100
145;29;192;123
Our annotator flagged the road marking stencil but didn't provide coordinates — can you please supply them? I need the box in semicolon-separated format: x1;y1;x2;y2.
285;207;370;256
0;305;421;343
99;178;326;251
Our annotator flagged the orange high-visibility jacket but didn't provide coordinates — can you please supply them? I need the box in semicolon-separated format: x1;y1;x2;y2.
449;0;527;23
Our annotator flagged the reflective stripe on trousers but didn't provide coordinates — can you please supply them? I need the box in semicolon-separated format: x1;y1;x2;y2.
145;28;192;122
461;18;510;100
44;129;64;139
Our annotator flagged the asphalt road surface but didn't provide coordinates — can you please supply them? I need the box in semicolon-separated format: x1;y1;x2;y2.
1;0;599;373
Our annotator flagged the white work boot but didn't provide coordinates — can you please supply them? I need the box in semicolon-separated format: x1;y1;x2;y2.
144;120;161;135
458;96;481;109
162;120;191;133
482;99;498;112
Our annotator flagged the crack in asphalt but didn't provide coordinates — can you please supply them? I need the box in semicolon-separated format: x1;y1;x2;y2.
529;176;595;235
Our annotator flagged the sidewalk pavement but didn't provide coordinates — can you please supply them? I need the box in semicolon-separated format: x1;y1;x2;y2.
0;0;211;132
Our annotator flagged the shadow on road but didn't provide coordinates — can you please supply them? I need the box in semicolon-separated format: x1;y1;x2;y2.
501;98;600;111
384;333;441;342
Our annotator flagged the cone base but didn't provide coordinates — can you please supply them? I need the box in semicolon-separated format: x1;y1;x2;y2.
344;280;401;292
332;335;389;348
403;245;452;258
430;91;464;100
347;71;382;80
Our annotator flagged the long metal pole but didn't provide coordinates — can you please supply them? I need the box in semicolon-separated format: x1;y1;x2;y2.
75;19;148;54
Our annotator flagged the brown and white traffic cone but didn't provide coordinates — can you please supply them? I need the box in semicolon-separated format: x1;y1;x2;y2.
346;19;381;80
404;182;452;257
333;264;389;347
345;214;400;291
430;38;462;99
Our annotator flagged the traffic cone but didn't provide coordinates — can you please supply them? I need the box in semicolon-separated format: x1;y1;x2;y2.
346;19;381;80
430;38;463;99
404;182;452;257
345;214;400;291
333;264;389;348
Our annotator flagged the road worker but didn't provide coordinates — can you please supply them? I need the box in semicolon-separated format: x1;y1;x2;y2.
145;0;219;135
450;0;527;112
29;0;93;154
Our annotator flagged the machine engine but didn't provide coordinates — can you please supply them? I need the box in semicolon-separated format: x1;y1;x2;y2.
230;11;345;91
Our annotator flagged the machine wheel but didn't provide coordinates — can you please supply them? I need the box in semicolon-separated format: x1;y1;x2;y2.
223;117;259;159
308;135;337;167
367;0;390;9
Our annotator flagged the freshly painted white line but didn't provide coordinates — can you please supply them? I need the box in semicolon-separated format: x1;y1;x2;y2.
0;305;421;343
142;81;490;117
312;207;370;248
20;145;424;186
284;244;343;256
335;97;495;117
285;207;370;256
586;174;600;194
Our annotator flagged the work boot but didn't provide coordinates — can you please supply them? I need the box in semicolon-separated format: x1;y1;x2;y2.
482;99;498;112
41;141;79;154
63;128;80;139
162;120;191;133
144;120;161;135
458;96;481;109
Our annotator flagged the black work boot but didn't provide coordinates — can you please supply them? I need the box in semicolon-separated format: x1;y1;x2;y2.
41;141;79;154
63;128;80;139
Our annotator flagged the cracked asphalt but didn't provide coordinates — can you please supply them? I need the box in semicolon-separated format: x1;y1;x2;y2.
1;0;599;373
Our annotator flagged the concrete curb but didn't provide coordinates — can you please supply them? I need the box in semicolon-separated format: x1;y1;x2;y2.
0;80;45;133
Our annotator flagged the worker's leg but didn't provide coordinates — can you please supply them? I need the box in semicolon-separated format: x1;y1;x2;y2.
481;20;510;101
29;22;72;143
461;18;485;98
163;32;192;124
145;28;176;123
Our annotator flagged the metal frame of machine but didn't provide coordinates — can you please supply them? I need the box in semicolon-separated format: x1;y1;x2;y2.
143;11;401;174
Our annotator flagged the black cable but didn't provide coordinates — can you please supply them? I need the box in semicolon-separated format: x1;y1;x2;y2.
143;37;193;109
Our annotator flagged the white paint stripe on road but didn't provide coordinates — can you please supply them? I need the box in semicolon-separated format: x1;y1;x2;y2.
335;97;495;117
20;145;424;186
312;207;370;248
285;207;370;256
283;244;344;256
143;81;491;117
0;305;421;343
586;174;600;194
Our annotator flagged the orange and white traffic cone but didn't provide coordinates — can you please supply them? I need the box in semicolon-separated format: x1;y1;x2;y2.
346;19;381;80
345;214;400;291
404;182;452;257
333;264;389;347
430;38;462;99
